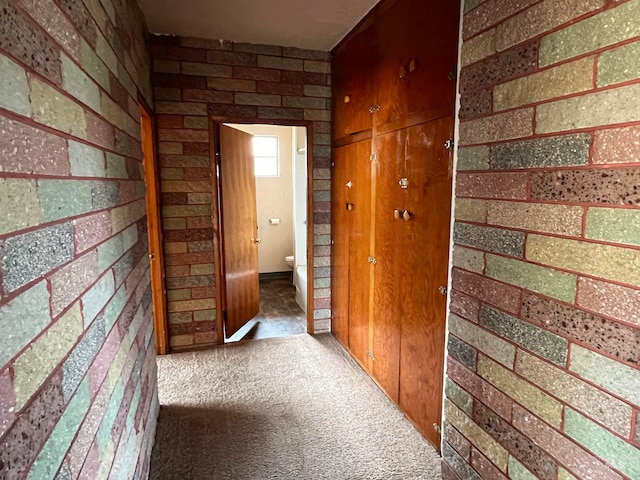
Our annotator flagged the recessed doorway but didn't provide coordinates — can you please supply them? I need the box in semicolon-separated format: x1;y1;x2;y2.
211;122;311;343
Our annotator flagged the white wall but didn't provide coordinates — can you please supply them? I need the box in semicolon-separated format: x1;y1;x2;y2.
228;124;294;273
293;127;308;268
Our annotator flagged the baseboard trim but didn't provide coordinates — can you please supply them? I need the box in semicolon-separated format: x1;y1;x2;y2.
259;271;293;280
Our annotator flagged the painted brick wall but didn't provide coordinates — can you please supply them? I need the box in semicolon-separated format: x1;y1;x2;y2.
444;0;640;479
149;35;332;350
0;0;158;478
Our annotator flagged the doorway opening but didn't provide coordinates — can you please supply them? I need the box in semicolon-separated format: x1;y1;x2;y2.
213;122;310;343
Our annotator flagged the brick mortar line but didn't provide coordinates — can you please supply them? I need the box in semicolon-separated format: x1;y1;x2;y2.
455;192;640;209
461;0;546;41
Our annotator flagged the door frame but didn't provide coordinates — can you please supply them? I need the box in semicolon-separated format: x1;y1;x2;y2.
209;117;315;344
139;100;169;355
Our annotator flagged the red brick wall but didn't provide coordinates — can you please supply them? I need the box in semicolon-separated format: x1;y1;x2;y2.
444;0;640;479
0;0;158;477
149;35;332;350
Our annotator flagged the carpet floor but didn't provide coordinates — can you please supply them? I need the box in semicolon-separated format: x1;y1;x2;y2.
150;334;442;480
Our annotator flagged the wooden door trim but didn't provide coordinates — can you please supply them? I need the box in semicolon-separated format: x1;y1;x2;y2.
139;101;169;355
209;118;316;343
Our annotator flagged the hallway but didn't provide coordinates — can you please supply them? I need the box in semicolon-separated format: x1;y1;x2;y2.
149;334;441;479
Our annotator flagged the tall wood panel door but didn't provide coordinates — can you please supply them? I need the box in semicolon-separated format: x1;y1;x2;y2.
371;129;405;402
332;20;377;139
331;146;351;348
376;0;411;126
347;140;373;368
407;0;460;117
398;117;454;447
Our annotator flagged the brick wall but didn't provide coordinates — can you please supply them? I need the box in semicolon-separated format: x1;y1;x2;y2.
149;35;332;350
0;0;158;478
444;0;640;479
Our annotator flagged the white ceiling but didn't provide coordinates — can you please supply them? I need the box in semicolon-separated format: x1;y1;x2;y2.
139;0;380;51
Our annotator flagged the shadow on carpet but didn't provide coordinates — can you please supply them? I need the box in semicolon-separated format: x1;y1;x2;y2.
150;334;442;479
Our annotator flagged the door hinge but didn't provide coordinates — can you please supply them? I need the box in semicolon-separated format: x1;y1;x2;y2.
369;104;381;114
367;256;377;265
367;350;376;361
447;69;457;81
433;423;441;434
439;286;448;297
444;139;454;150
370;154;379;162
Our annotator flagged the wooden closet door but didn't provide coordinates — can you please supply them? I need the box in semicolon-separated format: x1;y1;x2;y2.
376;0;411;126
347;140;373;367
407;0;460;117
332;21;377;139
398;117;454;448
331;146;351;348
371;129;406;402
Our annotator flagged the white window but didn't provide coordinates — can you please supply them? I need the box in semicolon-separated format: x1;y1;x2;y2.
253;135;279;177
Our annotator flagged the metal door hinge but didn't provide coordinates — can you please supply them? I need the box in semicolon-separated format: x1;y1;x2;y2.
444;139;454;150
367;256;377;265
369;104;381;114
370;154;379;162
399;177;409;189
448;70;457;81
367;350;376;361
433;423;441;434
439;286;448;297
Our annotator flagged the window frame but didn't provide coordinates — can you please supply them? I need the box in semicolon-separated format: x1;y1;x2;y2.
252;135;280;178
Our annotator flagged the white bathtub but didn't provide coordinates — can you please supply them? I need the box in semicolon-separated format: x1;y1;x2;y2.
294;265;307;313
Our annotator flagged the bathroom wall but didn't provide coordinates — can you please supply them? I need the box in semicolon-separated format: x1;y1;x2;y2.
151;34;332;349
293;126;308;269
0;0;158;478
443;0;640;479
230;123;295;273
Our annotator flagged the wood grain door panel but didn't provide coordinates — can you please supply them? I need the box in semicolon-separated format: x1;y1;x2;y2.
347;140;373;367
219;125;260;338
398;117;454;448
331;145;350;348
407;0;460;117
371;129;405;402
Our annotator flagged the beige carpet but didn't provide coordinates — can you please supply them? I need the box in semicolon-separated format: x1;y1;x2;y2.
150;334;442;479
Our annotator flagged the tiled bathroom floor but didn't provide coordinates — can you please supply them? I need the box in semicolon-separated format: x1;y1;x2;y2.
226;275;307;342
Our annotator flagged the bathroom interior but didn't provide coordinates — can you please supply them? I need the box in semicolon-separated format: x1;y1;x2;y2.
226;124;309;342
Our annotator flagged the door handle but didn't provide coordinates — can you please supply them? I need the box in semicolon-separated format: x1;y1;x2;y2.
252;238;261;244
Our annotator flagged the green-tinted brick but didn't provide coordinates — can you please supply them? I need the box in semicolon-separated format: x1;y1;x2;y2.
96;382;124;455
80;40;110;90
486;254;577;303
453;246;484;274
516;351;632;436
464;0;486;12
0;179;43;236
536;82;640;134
540;0;640;67
106;153;128;178
194;309;216;321
69;140;105;177
98;233;124;272
27;379;90;480
13;302;83;409
0;53;31;116
565;408;640;480
61;54;101;112
527;234;640;288
38;180;93;222
445;378;473;415
82;272;115;326
455;199;488;223
558;468;578;480
457;146;490;171
509;457;537;480
494;57;593;111
570;345;640;406
449;314;516;368
586;207;640;247
480;305;568;366
0;282;50;366
478;355;563;428
461;28;496;66
599;40;640;87
445;399;509;471
31;79;87;139
104;286;127;331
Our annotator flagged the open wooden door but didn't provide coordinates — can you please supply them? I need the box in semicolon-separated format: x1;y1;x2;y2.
216;124;260;338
